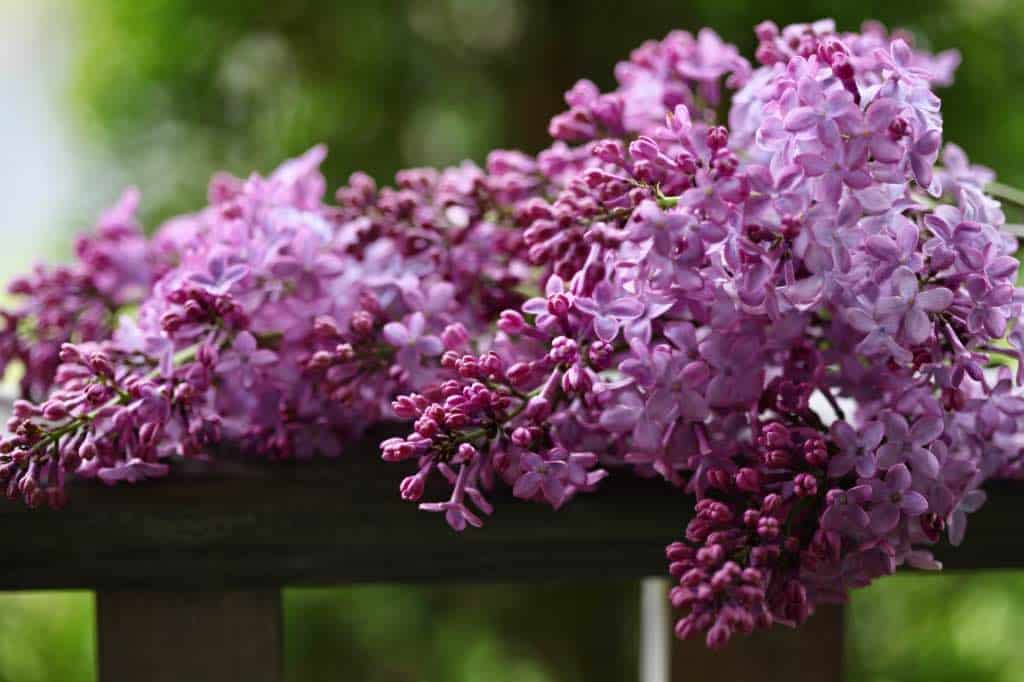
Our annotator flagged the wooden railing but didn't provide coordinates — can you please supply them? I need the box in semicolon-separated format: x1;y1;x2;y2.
3;431;1022;681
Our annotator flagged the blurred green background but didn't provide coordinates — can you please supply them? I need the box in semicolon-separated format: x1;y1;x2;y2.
2;0;1024;680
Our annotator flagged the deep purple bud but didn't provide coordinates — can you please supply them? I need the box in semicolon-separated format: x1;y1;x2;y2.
757;517;780;540
441;323;470;350
706;126;729;152
454;443;478;464
351;310;375;335
12;401;36;419
89;352;114;378
592;140;625;165
629;136;661;163
41;401;68;421
547;294;571;317
506;362;532;387
59;344;84;365
762;422;791;449
498;310;527;335
735;467;761;493
793;473;818;497
400;474;425;501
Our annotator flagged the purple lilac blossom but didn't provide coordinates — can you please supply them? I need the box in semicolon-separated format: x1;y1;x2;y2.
384;19;1024;650
2;18;1023;654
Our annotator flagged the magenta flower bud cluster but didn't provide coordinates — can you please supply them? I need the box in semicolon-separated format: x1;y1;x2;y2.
0;189;165;401
382;18;1024;649
2;18;1023;651
0;145;538;503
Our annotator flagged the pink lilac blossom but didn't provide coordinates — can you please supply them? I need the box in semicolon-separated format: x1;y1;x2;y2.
0;188;164;401
2;18;1024;652
0;144;540;499
383;19;1024;648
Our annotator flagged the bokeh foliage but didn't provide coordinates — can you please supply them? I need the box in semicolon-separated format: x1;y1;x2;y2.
2;1;1024;680
69;0;1024;226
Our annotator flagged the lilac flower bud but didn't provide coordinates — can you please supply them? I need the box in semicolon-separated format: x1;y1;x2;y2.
524;396;551;420
763;448;790;467
313;315;342;338
561;364;592;394
757;517;780;540
706;468;731;491
197;342;218;366
59;344;84;365
380;438;416;463
308;351;333;370
761;422;791;449
452;443;476;464
754;20;778;41
83;384;109;405
351;310;375;335
592;140;625;165
88;352;114;378
498;310;527;335
400;473;426;502
793;473;818;497
735;467;761;493
706;126;729;152
629;136;661;163
675;616;699;641
41;401;68;421
457;355;480;379
423;404;445;424
160;312;184;332
480;352;503;376
12;401;36;419
762;494;783;515
505;362;531;387
547;294;571;318
441;323;469;350
391;396;420;420
444;410;470;429
549;336;578;363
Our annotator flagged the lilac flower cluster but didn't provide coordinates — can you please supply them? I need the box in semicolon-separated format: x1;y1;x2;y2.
0;189;163;401
382;20;1024;648
4;18;1024;651
0;145;538;502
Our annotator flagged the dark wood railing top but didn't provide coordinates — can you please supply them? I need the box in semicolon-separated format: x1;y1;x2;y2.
2;433;1021;590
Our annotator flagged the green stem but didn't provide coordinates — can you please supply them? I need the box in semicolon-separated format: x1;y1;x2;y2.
987;181;1024;208
30;341;207;454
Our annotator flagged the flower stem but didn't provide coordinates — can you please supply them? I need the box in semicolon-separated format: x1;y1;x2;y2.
29;341;206;454
987;181;1024;208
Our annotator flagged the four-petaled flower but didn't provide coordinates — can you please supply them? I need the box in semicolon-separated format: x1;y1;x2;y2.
216;331;278;388
189;255;249;295
876;267;953;345
828;420;884;478
876;413;944;478
513;452;569;508
573;281;645;342
382;312;444;384
868;463;929;535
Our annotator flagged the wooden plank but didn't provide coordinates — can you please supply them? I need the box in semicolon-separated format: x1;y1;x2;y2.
0;427;1019;589
670;603;845;682
96;590;281;682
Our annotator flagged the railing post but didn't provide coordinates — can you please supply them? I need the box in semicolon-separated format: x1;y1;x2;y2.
96;589;282;682
641;578;671;682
